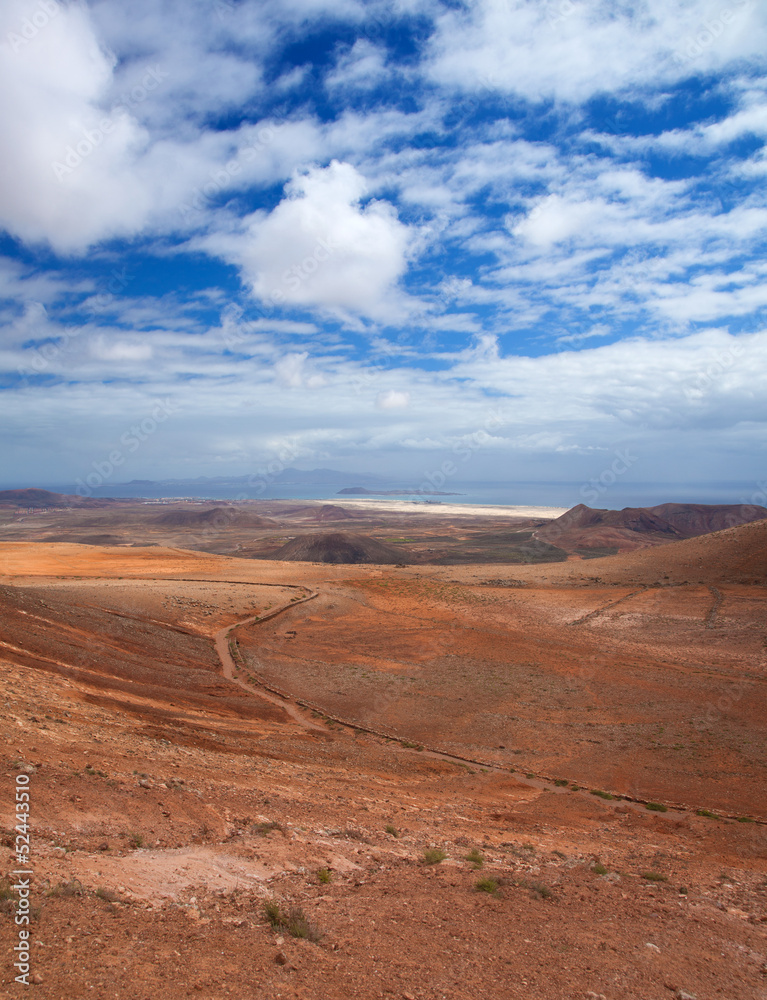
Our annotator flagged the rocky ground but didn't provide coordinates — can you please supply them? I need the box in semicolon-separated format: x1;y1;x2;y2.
0;535;765;998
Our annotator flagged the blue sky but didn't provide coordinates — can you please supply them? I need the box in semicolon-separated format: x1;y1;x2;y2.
1;0;766;498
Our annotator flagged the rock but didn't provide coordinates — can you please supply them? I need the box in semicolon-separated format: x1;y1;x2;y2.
31;974;43;984
275;951;288;965
98;842;109;851
138;779;151;788
676;992;697;1000
646;942;661;953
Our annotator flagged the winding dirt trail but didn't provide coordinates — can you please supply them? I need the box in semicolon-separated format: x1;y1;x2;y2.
210;579;766;827
212;584;327;733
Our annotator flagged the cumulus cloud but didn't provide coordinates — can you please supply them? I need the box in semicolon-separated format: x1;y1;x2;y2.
235;160;414;318
0;0;154;252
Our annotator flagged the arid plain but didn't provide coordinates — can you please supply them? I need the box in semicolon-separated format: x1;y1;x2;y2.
1;496;766;999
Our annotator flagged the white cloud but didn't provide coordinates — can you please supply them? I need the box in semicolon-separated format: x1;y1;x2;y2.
325;40;389;90
427;0;767;103
0;0;154;252
234;160;415;319
376;389;410;409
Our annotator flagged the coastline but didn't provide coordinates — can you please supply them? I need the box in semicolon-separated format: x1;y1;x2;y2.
303;498;569;518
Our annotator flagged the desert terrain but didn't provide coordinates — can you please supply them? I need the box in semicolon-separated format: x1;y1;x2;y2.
0;499;766;998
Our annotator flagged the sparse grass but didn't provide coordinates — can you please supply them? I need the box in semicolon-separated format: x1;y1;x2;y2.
641;872;669;882
590;789;614;800
95;887;121;903
251;821;284;837
127;832;144;849
317;868;331;885
591;863;608;875
645;802;668;812
519;879;553;899
0;878;14;915
464;848;483;869
47;879;85;898
696;808;718;818
475;877;499;895
384;824;399;838
553;779;569;787
737;816;755;823
264;899;321;941
422;847;447;865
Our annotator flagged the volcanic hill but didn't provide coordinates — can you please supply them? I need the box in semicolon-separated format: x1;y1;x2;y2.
273;531;409;564
537;501;767;552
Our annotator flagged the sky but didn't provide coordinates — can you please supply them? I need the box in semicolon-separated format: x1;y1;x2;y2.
1;0;767;502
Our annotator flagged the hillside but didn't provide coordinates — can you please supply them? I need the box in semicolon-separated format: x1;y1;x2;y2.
537;501;767;552
273;531;410;564
153;506;276;528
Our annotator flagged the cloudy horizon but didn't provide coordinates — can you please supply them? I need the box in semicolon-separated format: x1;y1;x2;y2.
1;0;766;503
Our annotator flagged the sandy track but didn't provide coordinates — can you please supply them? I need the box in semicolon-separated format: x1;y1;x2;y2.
212;585;327;733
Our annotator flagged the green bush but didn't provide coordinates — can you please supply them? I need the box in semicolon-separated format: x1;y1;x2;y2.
422;847;447;865
645;802;668;812
464;848;483;869
264;900;321;941
475;877;499;895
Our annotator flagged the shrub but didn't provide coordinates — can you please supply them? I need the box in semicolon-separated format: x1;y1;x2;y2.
591;863;608;875
475;877;499;895
646;802;668;812
737;816;755;823
46;879;85;898
317;868;331;885
696;809;718;819
553;779;569;787
384;824;399;838
464;848;483;869
264;900;321;942
590;789;614;800
528;880;553;899
251;821;283;837
422;847;447;865
127;833;144;849
95;887;121;903
641;872;668;882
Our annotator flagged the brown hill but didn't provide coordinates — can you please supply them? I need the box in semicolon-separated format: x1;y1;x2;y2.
153;506;275;529
0;488;118;509
533;515;767;586
273;531;410;564
537;501;767;552
314;504;355;522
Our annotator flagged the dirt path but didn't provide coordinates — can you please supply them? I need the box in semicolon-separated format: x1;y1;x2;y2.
213;585;328;733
